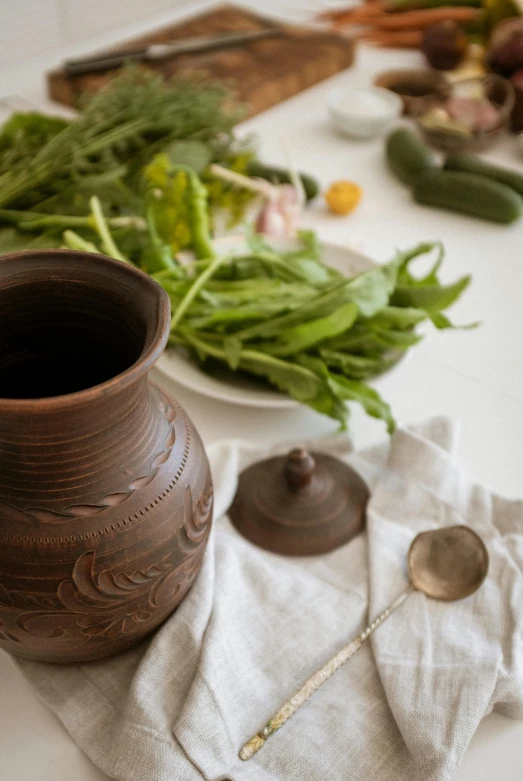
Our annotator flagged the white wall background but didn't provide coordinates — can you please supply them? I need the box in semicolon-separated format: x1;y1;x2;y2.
0;0;193;68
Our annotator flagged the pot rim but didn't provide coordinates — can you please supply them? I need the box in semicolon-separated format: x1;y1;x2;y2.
0;249;170;412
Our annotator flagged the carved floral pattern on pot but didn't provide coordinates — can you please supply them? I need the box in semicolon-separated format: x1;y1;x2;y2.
0;482;213;650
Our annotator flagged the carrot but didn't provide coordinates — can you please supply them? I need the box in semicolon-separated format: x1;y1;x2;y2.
374;6;480;28
317;0;480;22
362;29;424;46
318;2;385;22
330;5;387;25
387;0;480;9
316;5;363;20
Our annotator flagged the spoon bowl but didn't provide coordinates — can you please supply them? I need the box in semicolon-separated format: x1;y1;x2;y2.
408;525;489;602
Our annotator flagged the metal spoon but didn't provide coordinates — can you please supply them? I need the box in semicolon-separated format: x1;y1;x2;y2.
239;525;489;761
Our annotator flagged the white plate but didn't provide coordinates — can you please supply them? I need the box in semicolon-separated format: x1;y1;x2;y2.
155;235;376;409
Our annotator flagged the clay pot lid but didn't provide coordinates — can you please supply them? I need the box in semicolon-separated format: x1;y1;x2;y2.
228;447;369;556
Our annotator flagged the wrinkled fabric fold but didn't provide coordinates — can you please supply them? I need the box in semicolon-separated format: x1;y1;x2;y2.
11;417;523;781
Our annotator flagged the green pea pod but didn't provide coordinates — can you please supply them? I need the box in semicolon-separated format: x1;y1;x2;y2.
185;168;214;259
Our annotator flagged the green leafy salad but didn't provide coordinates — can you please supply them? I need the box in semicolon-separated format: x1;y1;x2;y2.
35;167;470;432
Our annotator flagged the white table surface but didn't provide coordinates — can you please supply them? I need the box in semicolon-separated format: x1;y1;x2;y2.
1;2;523;779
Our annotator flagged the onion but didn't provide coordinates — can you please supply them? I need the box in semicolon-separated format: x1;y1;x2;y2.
446;96;500;130
255;185;301;238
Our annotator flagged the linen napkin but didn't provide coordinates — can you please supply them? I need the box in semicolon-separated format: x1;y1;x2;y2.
12;417;523;781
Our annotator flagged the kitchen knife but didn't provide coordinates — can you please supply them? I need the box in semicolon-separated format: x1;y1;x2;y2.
63;29;283;76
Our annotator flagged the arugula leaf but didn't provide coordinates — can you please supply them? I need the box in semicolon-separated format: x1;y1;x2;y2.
203;278;316;304
391;242;474;327
245;228;275;256
295;229;321;261
429;311;480;330
297;354;394;432
263;301;359;357
320;320;422;354
244;228;334;283
342;258;402;317
369;327;424;349
327;373;395;434
224;336;242;370
293;354;349;428
240;254;403;342
280;231;335;283
391;275;471;314
189;301;297;331
182;327;331;399
395;242;444;286
320;349;398;380
178;328;348;427
366;306;428;330
243;353;348;429
240;352;326;403
285;255;333;283
235;279;355;341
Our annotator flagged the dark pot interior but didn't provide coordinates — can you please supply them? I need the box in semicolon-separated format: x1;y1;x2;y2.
0;277;147;399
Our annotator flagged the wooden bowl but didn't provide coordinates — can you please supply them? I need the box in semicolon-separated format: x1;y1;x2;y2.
374;68;450;115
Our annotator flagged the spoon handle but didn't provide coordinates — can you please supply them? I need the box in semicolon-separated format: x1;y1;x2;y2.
239;585;414;761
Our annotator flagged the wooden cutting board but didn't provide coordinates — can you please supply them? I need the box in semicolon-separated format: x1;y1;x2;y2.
47;4;356;117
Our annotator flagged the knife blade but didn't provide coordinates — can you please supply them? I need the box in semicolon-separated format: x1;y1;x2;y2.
63;29;283;77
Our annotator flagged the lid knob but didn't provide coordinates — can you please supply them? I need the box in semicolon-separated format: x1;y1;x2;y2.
284;448;315;490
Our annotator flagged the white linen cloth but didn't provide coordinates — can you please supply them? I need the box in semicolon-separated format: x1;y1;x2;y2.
12;417;523;781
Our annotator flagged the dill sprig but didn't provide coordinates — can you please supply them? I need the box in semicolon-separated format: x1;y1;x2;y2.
0;67;248;210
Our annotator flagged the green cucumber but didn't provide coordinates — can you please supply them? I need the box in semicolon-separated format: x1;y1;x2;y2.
246;161;319;202
444;153;523;199
386;128;437;186
413;169;523;224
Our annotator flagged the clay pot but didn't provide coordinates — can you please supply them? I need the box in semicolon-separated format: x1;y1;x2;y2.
0;250;213;663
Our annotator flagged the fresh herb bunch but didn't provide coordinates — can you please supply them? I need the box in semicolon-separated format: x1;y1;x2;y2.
0;67;256;240
37;166;471;431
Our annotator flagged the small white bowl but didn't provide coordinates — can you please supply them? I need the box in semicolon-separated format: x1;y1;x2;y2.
328;85;403;139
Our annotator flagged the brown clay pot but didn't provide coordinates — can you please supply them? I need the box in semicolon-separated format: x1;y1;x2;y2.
0;250;213;663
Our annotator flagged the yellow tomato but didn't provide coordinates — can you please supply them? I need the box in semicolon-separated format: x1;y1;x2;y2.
324;180;362;215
